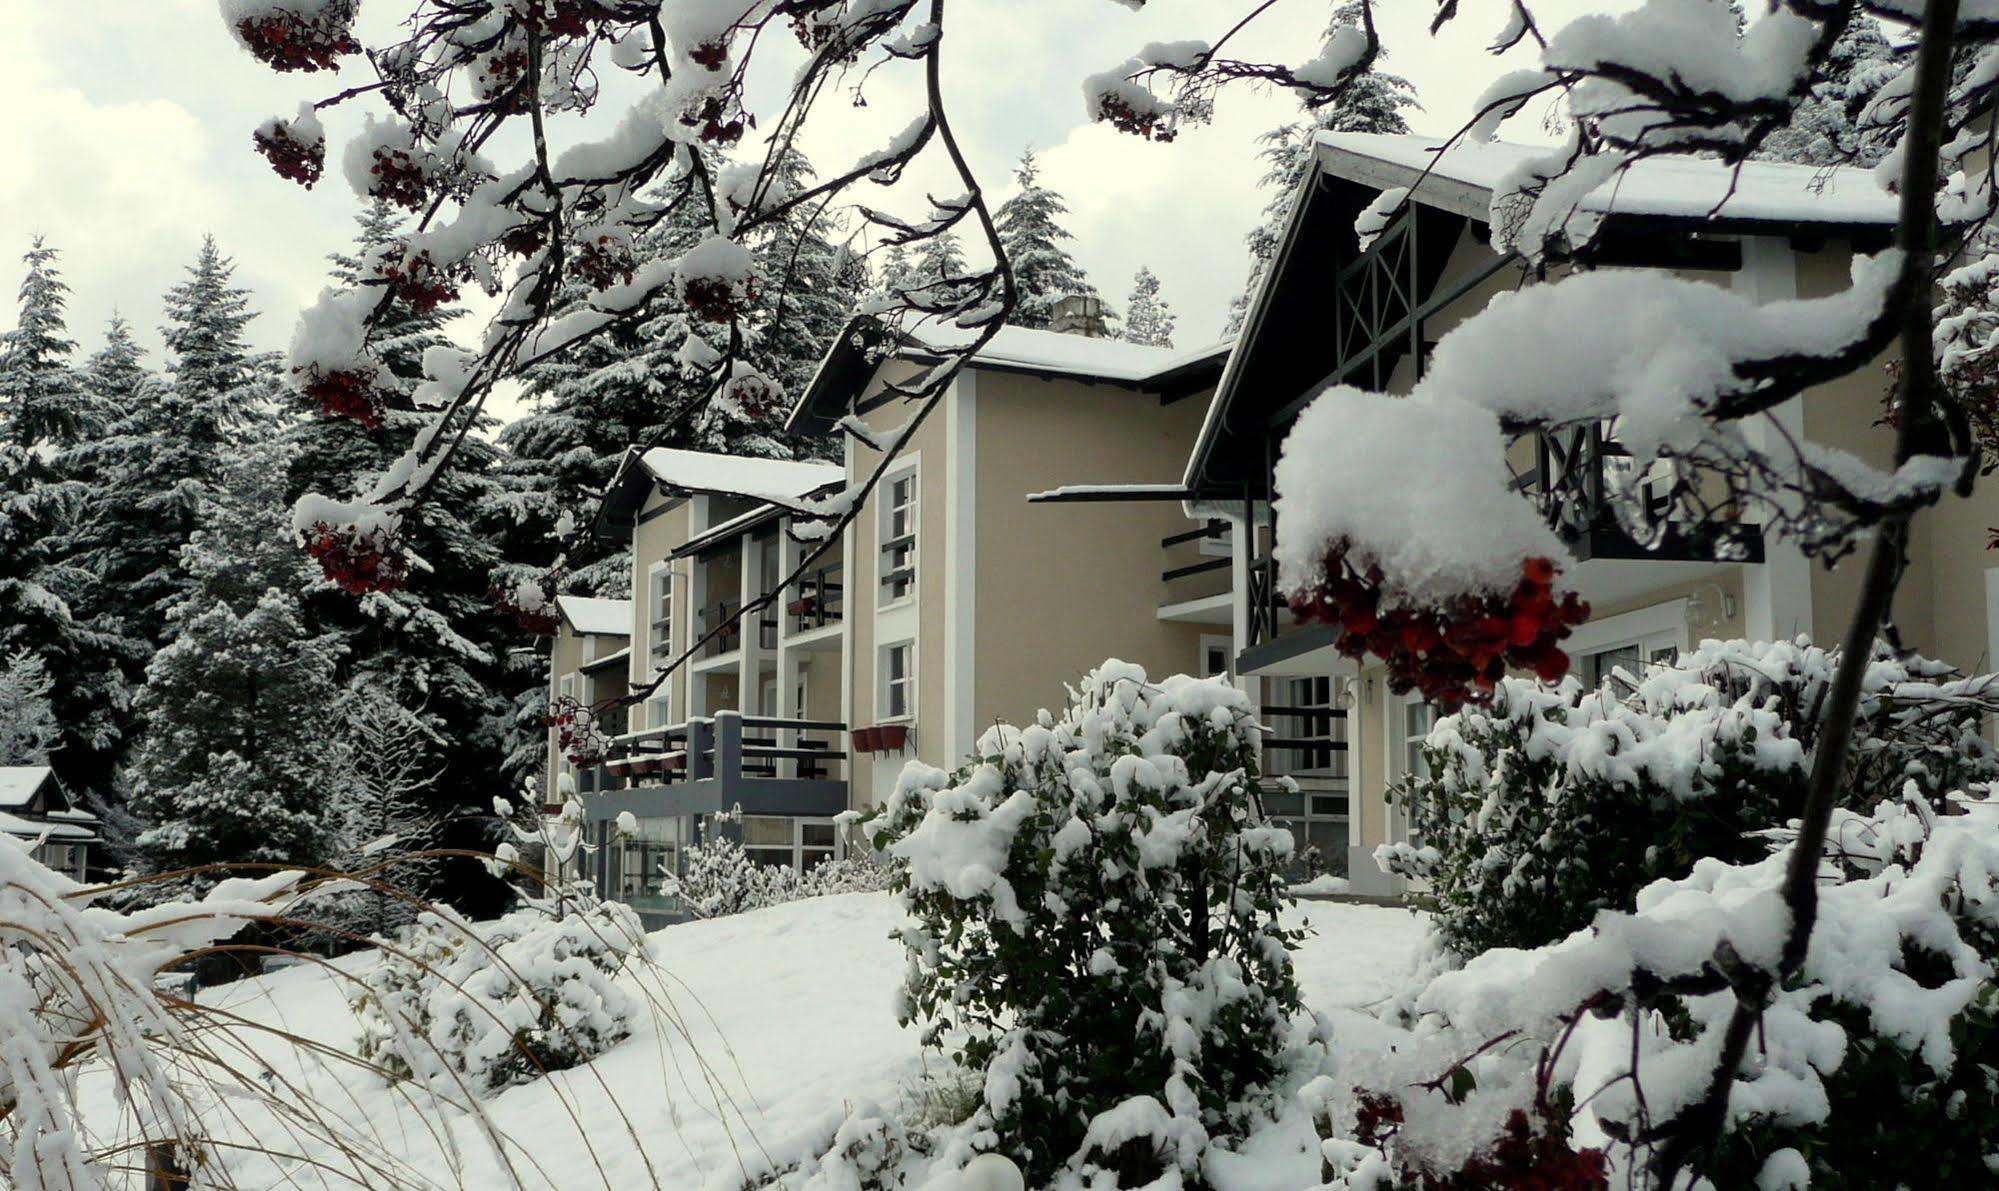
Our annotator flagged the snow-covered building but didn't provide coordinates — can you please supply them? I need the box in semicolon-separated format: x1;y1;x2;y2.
544;595;632;806
0;766;98;879
553;130;1999;913
560;331;1230;922
1161;130;1999;894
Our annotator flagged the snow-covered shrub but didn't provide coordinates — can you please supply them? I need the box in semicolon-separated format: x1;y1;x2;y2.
661;811;894;918
870;661;1306;1187
351;897;644;1095
1382;638;1999;958
1333;789;1999;1188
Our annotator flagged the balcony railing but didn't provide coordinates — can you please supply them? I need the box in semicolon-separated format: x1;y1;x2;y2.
788;561;844;634
697;600;779;657
1260;704;1349;781
1160;519;1231;589
1512;423;1763;564
588;712;849;793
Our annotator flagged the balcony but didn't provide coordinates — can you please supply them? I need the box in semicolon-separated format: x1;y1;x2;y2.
1157;519;1234;624
787;560;844;636
697;600;779;659
1512;424;1764;565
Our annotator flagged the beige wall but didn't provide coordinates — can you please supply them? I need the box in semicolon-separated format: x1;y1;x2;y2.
631;492;693;725
973;372;1212;731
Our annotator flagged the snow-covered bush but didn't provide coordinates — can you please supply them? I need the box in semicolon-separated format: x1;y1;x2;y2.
869;661;1306;1186
351;896;644;1095
661;809;894;918
1382;638;1999;958
1332;788;1999;1188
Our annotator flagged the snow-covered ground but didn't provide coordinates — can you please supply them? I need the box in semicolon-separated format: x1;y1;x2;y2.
140;892;1425;1190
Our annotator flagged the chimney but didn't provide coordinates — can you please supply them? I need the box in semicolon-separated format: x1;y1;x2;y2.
1048;293;1109;338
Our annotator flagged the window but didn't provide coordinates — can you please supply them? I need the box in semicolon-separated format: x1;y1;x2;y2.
618;816;687;911
1579;629;1679;689
881;642;915;720
880;470;917;602
1200;635;1233;681
738;816;840;873
1401;699;1438;781
647;564;673;664
1266;676;1345;778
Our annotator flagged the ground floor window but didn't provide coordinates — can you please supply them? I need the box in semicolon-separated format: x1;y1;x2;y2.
1262;786;1348;878
1578;629;1681;689
618;816;689;911
741;815;838;872
33;842;86;879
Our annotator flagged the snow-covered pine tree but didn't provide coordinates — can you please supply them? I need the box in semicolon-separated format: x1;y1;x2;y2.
993;151;1100;330
747;151;863;414
284;205;535;876
1228;1;1416;334
67;238;273;645
1757;17;1901;166
0;250;141;806
1121;266;1176;347
0;650;60;766
128;442;350;878
325;685;442;937
0;238;99;447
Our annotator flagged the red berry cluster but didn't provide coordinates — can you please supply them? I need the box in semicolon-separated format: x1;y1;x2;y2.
679;94;748;145
376;251;459;314
1290;547;1590;710
500;223;546;258
722;371;784;423
364;145;429;211
302;520;408;595
681;275;758;323
494;569;564;637
790;12;858;63
297;366;387;429
573;233;637;290
1444;1109;1610;1191
472;48;534;115
253;119;324;188
688;40;731;70
1094;93;1177;143
543;695;608;768
513;0;595;38
235;5;359;73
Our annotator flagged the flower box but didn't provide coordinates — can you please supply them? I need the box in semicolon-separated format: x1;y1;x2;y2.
876;724;910;753
852;726;880;753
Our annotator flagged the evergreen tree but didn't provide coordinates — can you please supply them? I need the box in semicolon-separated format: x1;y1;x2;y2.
876;242;917;298
1757;18;1899;167
128;443;351;876
1230;3;1417;333
0;238;96;447
993;152;1099;330
284;204;536;843
0;650;60;766
1121;266;1176;347
67;238;272;642
0;253;140;804
749;152;865;407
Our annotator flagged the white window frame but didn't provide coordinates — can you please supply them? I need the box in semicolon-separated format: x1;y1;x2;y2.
647;563;673;665
739;815;840;873
1199;634;1233;681
878;464;919;608
557;673;579;779
880;640;916;722
1565;601;1690;690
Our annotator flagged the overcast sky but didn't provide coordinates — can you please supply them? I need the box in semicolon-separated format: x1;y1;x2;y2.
0;0;1613;422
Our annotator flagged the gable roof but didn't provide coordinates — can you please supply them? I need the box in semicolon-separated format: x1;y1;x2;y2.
1317;132;1898;235
557;595;632;637
1182;131;1900;496
595;445;846;540
0;766;53;809
787;316;1231;435
635;448;844;508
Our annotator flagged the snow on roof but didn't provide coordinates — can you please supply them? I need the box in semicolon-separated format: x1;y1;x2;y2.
907;324;1189;383
557;595;632;637
0;766;52;808
1317;132;1898;228
638;448;844;507
0;810;95;842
